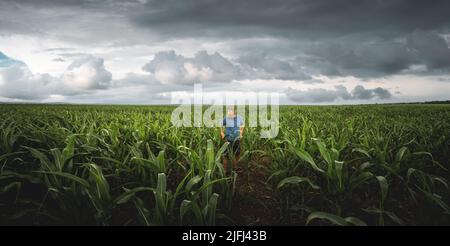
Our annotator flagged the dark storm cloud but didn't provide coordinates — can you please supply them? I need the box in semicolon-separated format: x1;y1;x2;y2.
294;30;450;77
126;0;450;77
1;0;450;91
407;30;450;70
300;39;413;77
237;53;311;80
352;85;392;99
1;0;118;8
0;0;146;44
372;87;392;99
132;0;450;38
7;0;448;40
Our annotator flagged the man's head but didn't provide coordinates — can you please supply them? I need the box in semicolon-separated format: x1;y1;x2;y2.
227;106;236;117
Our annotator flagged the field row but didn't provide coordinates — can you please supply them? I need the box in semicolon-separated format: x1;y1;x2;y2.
0;104;449;225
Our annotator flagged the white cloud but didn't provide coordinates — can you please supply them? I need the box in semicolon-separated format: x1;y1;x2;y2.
62;55;112;90
141;50;314;85
0;52;113;100
183;62;213;81
1;47;449;104
0;64;58;100
142;50;240;85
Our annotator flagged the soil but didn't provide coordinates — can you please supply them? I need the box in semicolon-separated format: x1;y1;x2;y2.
229;157;281;225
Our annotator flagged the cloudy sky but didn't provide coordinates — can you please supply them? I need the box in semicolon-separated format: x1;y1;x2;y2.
1;0;450;104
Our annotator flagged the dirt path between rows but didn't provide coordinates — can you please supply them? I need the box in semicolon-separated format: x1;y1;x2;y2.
230;158;281;225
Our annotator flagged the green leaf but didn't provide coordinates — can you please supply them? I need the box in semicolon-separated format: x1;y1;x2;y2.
191;177;230;201
185;175;203;192
277;176;320;190
156;150;166;173
350;171;374;191
114;187;154;205
35;171;89;188
133;197;151;226
352;148;371;158
344;217;367;226
395;146;408;163
180;200;192;223
0;181;21;194
87;163;111;201
215;141;229;164
156;173;167;199
359;162;373;170
206;193;219;226
290;146;325;173
190;201;204;225
362;207;404;225
25;147;53;171
313;138;332;165
306;212;348;226
419;187;450;214
376;176;389;204
335;160;344;190
432;177;449;190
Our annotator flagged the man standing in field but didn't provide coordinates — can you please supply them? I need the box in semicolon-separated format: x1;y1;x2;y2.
220;107;244;173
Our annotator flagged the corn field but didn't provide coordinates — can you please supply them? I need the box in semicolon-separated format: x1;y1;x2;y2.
0;104;449;225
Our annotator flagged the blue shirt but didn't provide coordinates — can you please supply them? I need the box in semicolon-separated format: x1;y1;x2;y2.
222;115;244;141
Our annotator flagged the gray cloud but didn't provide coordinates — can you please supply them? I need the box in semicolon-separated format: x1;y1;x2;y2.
5;0;450;37
128;1;450;78
0;52;113;100
294;30;450;78
372;87;392;99
1;0;450;80
286;87;341;103
0;52;60;99
407;30;450;70
52;58;66;62
286;84;392;103
352;85;392;100
303;40;412;77
0;0;449;103
112;72;183;94
237;52;310;80
131;0;450;39
335;84;353;100
142;50;314;84
4;0;449;41
0;64;57;100
142;50;240;85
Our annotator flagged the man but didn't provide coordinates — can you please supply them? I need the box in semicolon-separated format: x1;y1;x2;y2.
220;107;244;173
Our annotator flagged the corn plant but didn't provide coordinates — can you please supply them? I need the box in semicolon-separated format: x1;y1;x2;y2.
1;104;449;226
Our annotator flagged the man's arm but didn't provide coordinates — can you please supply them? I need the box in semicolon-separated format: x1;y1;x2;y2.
239;126;244;138
220;118;226;139
239;117;245;138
